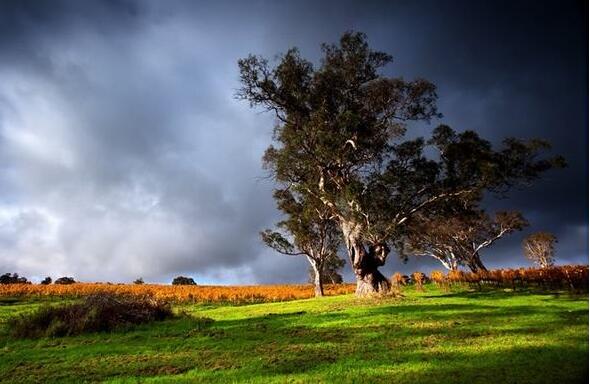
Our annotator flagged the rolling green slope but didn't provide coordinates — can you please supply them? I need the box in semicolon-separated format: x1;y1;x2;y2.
0;286;587;383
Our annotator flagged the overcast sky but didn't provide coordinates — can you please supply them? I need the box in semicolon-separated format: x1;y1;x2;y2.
0;0;587;284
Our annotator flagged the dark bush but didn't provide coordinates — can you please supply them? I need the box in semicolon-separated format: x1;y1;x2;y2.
54;277;76;285
9;293;174;339
0;273;30;284
133;278;145;285
40;277;52;285
172;276;197;285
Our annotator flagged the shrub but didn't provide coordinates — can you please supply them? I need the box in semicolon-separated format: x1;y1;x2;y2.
411;272;426;291
430;270;449;291
9;293;174;338
0;273;30;284
40;277;52;285
430;270;445;284
447;270;464;283
134;278;145;285
391;272;408;287
54;277;76;285
172;276;197;285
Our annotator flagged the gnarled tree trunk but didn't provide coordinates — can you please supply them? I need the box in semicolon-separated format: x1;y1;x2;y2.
467;252;488;273
341;220;391;296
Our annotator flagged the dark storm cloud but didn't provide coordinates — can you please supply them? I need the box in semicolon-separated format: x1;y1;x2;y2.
0;0;586;283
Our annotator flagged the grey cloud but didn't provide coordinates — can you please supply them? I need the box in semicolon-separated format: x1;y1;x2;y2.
0;0;282;283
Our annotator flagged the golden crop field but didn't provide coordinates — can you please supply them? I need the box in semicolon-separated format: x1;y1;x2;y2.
0;282;357;304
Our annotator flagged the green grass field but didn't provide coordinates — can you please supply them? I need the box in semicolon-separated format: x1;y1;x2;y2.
0;285;587;383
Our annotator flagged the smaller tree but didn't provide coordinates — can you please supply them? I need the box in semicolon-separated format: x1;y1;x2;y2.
308;253;345;285
399;209;528;272
171;276;197;285
40;277;52;285
133;278;145;285
261;191;341;297
522;231;557;268
54;277;76;285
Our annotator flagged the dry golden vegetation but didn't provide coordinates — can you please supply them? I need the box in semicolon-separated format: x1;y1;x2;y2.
425;265;588;291
1;265;586;305
0;282;356;304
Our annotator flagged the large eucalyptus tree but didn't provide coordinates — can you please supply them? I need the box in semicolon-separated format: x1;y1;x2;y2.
239;32;564;295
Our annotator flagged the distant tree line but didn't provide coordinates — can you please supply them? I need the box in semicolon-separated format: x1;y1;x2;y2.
0;274;201;286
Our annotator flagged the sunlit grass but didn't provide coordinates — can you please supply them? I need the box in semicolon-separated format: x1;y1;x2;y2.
0;285;587;383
